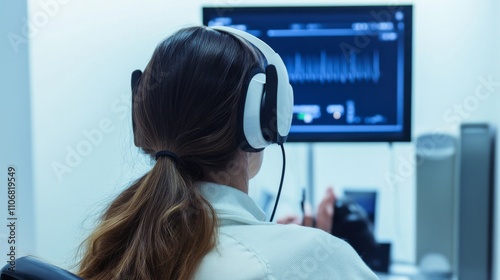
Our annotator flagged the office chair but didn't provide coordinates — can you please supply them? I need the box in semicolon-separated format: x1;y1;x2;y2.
0;256;82;280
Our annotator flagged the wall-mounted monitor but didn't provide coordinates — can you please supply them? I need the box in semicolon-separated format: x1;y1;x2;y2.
203;5;413;142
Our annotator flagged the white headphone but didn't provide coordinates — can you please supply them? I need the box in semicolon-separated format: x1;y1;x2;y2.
210;26;294;152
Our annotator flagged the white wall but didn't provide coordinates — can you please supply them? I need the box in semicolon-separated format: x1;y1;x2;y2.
0;0;35;267
13;0;500;276
492;0;500;278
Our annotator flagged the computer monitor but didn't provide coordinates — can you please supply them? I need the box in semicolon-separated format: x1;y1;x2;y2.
344;190;378;225
203;5;413;142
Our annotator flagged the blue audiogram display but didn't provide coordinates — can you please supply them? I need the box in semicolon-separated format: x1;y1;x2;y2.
203;6;413;142
285;51;380;84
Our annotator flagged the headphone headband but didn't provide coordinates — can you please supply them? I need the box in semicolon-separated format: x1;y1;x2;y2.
210;26;282;71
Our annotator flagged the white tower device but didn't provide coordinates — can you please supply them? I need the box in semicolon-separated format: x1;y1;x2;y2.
416;134;457;274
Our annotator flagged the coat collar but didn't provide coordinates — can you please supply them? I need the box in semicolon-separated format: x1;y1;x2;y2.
196;181;268;224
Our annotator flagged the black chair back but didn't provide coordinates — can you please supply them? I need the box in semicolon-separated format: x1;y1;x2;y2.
1;256;82;280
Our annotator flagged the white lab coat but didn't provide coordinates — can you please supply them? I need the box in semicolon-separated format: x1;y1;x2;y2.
194;182;379;280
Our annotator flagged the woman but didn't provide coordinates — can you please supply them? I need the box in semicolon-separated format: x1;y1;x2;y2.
78;26;378;280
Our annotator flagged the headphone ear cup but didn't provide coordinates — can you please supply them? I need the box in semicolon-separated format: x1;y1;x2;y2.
268;52;293;144
238;63;293;150
276;83;294;143
238;71;269;152
260;64;279;143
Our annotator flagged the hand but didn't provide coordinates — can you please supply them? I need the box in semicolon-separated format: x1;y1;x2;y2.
277;187;336;233
276;201;314;226
315;187;336;233
276;215;302;225
276;198;315;226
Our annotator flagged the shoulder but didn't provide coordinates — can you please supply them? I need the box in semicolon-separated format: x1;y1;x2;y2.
264;224;378;278
215;223;379;280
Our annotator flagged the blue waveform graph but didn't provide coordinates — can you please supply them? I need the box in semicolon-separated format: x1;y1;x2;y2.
284;50;381;84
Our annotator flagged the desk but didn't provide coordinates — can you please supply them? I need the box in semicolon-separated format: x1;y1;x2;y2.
376;263;455;280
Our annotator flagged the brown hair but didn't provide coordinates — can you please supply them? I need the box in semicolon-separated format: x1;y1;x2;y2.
78;26;263;280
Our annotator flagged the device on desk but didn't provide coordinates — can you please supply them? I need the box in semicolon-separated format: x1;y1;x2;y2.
203;5;413;142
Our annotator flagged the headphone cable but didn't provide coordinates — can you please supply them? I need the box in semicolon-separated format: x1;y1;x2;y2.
269;144;286;222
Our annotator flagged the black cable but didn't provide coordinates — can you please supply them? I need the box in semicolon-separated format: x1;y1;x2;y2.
269;144;286;222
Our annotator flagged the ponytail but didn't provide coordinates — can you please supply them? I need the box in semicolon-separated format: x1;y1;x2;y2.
78;159;217;280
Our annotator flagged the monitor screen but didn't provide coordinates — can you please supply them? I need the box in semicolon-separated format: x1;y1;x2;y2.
344;190;377;225
203;6;413;142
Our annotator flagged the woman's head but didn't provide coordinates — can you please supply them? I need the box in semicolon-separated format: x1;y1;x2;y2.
79;26;266;280
133;26;265;181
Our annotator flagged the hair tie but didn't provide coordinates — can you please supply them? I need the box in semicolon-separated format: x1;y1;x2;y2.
155;151;179;162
